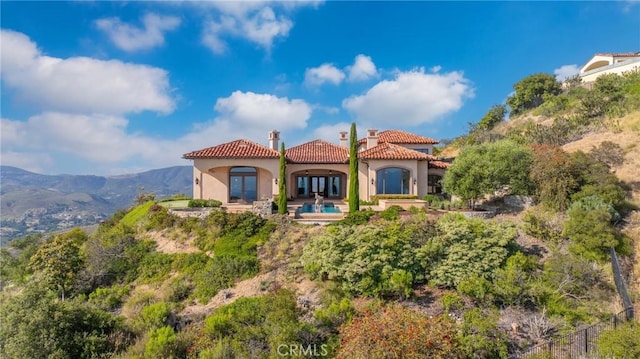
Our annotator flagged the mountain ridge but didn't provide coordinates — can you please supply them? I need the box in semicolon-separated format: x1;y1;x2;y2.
0;165;193;242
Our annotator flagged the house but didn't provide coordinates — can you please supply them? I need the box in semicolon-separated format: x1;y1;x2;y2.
182;129;448;204
579;52;640;83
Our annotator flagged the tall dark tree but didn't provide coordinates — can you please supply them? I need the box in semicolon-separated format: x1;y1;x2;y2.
349;123;360;213
278;142;288;214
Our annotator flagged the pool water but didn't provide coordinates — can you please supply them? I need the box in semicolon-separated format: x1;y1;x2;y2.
298;202;342;214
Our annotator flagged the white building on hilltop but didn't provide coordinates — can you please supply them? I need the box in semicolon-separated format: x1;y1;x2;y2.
579;52;640;83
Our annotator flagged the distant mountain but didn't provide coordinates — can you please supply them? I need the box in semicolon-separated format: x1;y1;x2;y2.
0;165;193;242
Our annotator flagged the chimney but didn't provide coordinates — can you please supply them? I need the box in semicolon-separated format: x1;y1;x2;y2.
339;131;348;147
366;129;378;149
268;130;280;150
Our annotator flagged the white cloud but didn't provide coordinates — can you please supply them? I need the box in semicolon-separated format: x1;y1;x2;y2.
310;122;352;144
214;91;311;129
342;67;474;127
1;91;312;175
95;13;181;52
0;29;175;114
304;63;345;86
1;113;190;174
347;54;378;82
201;1;319;54
554;64;581;81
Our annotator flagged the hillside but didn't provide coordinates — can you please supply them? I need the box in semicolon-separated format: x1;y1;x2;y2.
0;165;192;242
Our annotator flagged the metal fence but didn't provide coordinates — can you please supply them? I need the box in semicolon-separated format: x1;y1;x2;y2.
518;247;635;358
520;307;634;358
610;247;634;319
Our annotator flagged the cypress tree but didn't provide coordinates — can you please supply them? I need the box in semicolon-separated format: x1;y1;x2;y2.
278;142;288;214
349;123;360;212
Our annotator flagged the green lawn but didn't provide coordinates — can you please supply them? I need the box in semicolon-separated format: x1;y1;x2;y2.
158;200;190;208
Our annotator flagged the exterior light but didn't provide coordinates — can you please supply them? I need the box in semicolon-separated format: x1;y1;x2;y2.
195;178;199;185
413;179;417;185
371;179;375;185
274;178;278;184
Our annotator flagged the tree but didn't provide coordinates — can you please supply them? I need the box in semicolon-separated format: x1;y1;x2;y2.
278;142;288;214
507;73;561;115
476;104;507;131
348;122;359;213
529;144;579;211
0;283;131;358
29;228;86;300
442;140;532;209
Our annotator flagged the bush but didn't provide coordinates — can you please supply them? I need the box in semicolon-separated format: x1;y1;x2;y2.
202;290;316;358
458;308;509;359
371;194;418;201
301;220;436;298
380;205;404;221
429;214;517;288
336;303;460;358
598;321;640;358
441;292;464;312
88;284;131;310
144;326;178;358
193;256;259;303
188;199;222;208
334;209;375;226
522;209;564;243
140;302;171;331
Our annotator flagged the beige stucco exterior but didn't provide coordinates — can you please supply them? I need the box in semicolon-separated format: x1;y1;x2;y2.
192;158;279;202
190;156;442;203
186;130;448;204
580;53;640;83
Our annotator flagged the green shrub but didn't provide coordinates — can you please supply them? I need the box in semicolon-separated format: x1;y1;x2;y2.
522;209;563;243
441;292;464;312
88;284;131;310
380;205;404;221
302;221;436;298
188;199;222;208
145;205;180;230
458;308;509;359
140;302;171;331
371;194;418;201
429;214;517;288
193;256;259;303
202;290;313;358
598;321;640;358
334;209;375;226
144;326;177;358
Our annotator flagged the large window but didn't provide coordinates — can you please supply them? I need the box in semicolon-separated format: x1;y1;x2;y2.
376;167;410;195
229;167;257;203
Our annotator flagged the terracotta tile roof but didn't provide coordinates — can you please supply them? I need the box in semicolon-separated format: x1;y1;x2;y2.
358;129;439;145
428;160;450;169
286;140;349;163
359;142;437;160
183;139;280;159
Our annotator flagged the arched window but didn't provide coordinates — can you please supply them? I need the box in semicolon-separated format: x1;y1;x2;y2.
229;167;257;203
376;167;410;195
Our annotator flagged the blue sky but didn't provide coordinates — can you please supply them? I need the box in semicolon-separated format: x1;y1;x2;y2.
1;1;639;175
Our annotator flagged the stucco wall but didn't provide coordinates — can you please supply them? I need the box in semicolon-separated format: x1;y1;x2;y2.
362;159;420;199
192;158;279;201
581;60;640;83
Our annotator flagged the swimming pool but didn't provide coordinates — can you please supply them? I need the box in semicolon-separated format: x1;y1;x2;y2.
297;202;342;214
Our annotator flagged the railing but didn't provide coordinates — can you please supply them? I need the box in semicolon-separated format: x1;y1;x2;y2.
517;248;635;358
519;307;633;358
